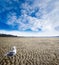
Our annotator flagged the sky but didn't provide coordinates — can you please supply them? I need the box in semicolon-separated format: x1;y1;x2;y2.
0;0;59;37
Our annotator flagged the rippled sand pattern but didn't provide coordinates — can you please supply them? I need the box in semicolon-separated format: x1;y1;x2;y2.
0;37;59;65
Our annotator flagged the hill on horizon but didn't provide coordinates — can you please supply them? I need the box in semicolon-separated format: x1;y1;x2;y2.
0;34;17;37
0;34;59;38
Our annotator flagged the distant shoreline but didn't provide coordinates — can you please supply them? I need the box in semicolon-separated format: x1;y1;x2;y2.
0;34;59;38
0;34;17;37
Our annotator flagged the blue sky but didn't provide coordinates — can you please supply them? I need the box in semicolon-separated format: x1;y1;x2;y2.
0;0;59;36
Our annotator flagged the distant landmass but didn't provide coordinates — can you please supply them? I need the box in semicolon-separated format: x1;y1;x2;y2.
0;34;59;38
0;34;17;37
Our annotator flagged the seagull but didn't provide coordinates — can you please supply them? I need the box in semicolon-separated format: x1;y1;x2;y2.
4;46;16;57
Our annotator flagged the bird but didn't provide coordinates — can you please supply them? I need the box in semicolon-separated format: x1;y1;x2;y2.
4;46;16;57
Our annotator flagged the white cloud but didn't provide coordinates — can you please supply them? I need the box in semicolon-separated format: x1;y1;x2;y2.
0;30;59;37
7;13;17;26
5;0;59;36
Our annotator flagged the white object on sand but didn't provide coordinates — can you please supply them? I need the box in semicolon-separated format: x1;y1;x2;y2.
5;46;16;56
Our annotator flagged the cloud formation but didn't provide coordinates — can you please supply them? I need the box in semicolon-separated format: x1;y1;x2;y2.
0;0;59;36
